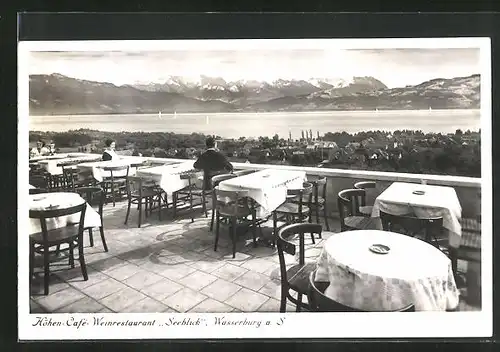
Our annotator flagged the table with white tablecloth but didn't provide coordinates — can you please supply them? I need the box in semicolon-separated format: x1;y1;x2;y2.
38;155;102;175
135;161;197;194
315;230;460;311
76;158;146;182
371;182;463;248
29;192;102;235
218;169;307;216
29;153;70;162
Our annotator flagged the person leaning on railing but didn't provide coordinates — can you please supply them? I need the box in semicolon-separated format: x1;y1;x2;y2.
194;136;234;190
30;140;51;158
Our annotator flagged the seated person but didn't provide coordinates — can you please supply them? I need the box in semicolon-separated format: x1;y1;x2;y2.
102;139;119;161
194;137;233;190
30;140;50;158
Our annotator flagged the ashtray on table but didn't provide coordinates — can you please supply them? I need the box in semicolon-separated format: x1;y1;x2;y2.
369;244;390;254
412;190;425;195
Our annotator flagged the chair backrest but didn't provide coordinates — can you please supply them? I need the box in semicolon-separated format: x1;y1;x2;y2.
214;186;250;216
76;186;104;217
379;211;443;246
126;175;150;197
211;173;237;188
308;270;415;312
29;175;48;189
277;223;322;284
310;176;328;202
233;169;256;177
102;165;130;180
354;181;376;190
354;181;376;206
338;188;366;219
29;201;87;242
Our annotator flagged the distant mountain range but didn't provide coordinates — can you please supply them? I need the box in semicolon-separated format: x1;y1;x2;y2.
29;73;480;115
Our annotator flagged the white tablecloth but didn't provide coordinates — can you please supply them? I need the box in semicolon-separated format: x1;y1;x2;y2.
38;156;101;175
29;192;102;235
135;161;197;194
315;230;459;311
218;169;307;215
29;154;71;162
371;182;463;248
77;159;144;182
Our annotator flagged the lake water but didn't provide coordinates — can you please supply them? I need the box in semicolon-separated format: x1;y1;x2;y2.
29;109;481;138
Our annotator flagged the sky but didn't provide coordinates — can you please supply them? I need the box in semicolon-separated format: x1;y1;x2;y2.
29;48;480;88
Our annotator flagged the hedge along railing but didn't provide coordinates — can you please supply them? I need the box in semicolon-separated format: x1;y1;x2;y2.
86;153;482;218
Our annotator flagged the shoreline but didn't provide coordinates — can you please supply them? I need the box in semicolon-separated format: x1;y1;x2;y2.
29;108;480;118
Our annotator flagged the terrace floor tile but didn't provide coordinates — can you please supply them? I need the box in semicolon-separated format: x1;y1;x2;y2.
54;296;105;313
35;287;87;312
105;263;143;282
140;278;184;302
162;287;208;313
123;270;164;290
211;263;249;282
120;297;170;313
81;278;128;301
99;286;148;312
178;270;218;291
224;287;269;312
232;271;271;292
200;279;242;302
188;298;234;313
240;257;277;274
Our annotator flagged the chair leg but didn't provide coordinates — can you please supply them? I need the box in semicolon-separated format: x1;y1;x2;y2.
315;205;320;224
172;193;177;218
252;211;257;247
231;217;237;259
189;190;194;223
43;245;50;295
158;194;162;221
272;212;278;247
78;236;88;281
69;241;75;268
280;287;287;313
214;212;221;252
296;293;303;312
88;228;94;247
29;240;34;290
201;192;208;217
210;199;216;231
138;198;142;228
111;183;116;207
124;199;131;225
99;226;109;252
322;205;329;232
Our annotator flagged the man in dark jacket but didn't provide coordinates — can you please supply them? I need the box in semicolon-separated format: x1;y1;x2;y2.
194;137;233;190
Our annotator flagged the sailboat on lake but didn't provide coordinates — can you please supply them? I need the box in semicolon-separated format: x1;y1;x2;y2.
206;116;210;125
158;111;162;119
173;111;177;119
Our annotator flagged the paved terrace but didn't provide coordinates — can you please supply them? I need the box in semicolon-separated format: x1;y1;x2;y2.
30;199;480;314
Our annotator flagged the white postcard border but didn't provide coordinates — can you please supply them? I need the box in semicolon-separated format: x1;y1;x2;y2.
17;38;492;340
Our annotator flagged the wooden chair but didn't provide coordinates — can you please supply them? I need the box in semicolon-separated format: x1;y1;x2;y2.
298;176;330;231
273;182;314;246
174;171;209;221
337;189;381;231
76;187;108;252
101;165;129;207
124;176;163;228
213;187;257;258
277;223;322;312
209;173;237;231
308;270;415;312
29;201;88;295
379;211;445;249
354;181;377;216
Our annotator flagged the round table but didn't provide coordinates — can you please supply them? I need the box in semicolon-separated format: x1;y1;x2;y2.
29;192;102;234
315;230;460;311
